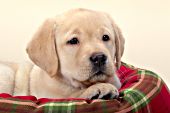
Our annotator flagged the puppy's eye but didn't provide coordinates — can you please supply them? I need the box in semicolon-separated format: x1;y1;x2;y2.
102;35;110;41
67;37;79;45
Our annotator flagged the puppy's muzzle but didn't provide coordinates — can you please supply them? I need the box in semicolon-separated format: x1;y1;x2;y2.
89;52;107;69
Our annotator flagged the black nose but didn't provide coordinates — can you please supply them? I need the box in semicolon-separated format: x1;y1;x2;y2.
90;53;107;66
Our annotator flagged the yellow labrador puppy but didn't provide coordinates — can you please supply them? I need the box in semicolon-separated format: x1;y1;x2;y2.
0;8;125;99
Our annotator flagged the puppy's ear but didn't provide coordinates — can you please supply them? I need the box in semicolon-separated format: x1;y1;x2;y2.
113;24;125;69
26;19;58;77
106;14;125;69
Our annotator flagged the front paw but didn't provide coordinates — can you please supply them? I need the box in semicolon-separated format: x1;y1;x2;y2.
79;83;119;100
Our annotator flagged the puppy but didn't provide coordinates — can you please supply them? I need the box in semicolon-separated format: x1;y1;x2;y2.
0;8;125;99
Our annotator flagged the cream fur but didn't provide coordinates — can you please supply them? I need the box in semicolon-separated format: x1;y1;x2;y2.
0;8;124;99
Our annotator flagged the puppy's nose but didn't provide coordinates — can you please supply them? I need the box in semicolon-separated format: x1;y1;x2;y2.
90;53;107;66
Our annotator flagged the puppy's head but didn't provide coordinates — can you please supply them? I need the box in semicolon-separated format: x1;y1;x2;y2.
27;8;125;89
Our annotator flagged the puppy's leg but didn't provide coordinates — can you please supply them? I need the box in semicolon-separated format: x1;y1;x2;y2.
0;64;15;94
13;62;33;96
77;83;119;100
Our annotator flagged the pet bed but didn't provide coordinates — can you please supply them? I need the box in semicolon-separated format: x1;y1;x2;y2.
0;62;169;113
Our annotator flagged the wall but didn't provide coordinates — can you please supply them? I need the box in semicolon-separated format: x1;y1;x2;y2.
0;0;169;88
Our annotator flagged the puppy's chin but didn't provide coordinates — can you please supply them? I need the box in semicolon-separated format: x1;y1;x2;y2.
72;73;112;88
63;65;116;88
66;74;106;89
83;75;108;86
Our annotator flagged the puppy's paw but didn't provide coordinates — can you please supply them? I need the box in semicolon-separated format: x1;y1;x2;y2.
79;83;119;100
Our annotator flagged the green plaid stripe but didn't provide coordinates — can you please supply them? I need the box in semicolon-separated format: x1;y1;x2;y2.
43;102;75;113
101;101;107;113
123;89;149;113
138;69;159;78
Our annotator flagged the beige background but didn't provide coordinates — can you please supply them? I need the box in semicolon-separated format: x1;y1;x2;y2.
0;0;169;88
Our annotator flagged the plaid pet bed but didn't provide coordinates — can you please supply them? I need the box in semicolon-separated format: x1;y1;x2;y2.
0;62;169;113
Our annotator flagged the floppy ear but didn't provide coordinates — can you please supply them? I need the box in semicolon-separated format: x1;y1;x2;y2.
26;19;58;77
106;14;125;69
113;24;125;69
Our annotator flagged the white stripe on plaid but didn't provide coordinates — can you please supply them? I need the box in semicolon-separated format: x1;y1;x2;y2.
130;70;145;89
0;99;37;107
38;102;75;113
38;102;75;108
48;103;54;113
